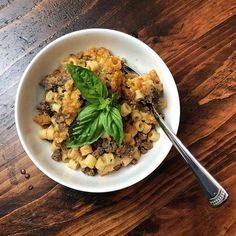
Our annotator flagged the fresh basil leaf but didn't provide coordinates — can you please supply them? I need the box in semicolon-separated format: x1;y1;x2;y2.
110;107;124;144
111;93;116;103
98;97;112;111
101;107;124;145
67;64;108;102
110;93;121;110
70;103;100;134
66;104;103;147
66;115;103;148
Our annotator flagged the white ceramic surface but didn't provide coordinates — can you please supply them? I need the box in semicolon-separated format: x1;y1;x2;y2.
15;29;180;192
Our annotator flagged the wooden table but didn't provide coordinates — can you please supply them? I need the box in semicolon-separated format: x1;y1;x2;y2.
0;1;236;235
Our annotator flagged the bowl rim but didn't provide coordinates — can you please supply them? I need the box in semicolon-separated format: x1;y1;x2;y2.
15;28;180;192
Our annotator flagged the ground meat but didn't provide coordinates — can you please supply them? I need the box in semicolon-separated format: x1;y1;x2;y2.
139;140;153;154
136;132;147;141
92;139;118;156
37;101;52;116
135;133;148;147
123;114;131;122
81;167;96;176
40;69;68;91
40;76;54;90
83;55;92;60
102;139;117;153
92;139;103;149
116;144;133;156
140;140;153;150
139;147;148;154
109;142;118;153
92;147;104;158
121;76;134;101
142;106;150;112
135;139;141;147
51;150;62;161
55;76;67;87
136;103;150;112
150;86;161;104
114;163;122;171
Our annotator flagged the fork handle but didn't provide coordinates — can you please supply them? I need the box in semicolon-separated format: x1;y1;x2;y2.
152;105;228;207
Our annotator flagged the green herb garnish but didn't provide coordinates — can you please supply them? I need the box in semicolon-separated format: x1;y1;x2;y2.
65;64;124;147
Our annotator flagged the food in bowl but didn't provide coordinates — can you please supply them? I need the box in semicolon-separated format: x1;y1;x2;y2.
33;47;167;176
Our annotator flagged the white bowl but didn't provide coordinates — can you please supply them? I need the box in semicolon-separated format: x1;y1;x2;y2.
15;29;180;192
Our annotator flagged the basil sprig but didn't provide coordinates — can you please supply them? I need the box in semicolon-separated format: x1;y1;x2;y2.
67;64;108;103
100;107;123;145
66;104;103;147
65;64;124;147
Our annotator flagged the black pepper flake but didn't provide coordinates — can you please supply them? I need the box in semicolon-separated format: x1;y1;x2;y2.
20;169;26;175
28;185;33;190
25;173;30;179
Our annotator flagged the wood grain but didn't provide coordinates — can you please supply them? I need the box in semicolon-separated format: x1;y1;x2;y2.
0;0;236;235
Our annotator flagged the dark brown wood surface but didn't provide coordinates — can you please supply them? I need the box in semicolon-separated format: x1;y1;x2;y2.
0;0;236;235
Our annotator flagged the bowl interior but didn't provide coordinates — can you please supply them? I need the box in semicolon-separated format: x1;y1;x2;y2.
16;29;180;192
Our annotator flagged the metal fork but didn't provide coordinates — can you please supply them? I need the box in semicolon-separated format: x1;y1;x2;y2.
123;64;228;208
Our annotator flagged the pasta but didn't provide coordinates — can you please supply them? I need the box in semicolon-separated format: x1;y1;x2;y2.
86;60;99;71
131;110;142;121
33;114;51;126
68;148;81;160
51;103;61;113
49;141;60;152
133;148;141;160
39;126;54;140
120;103;132;117
142;123;152;134
45;91;56;103
148;130;160;142
80;145;93;156
121;156;133;166
134;90;144;101
68;159;79;170
125;124;138;138
62;151;70;163
80;154;97;169
33;47;167;176
134;121;144;132
95;153;115;175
